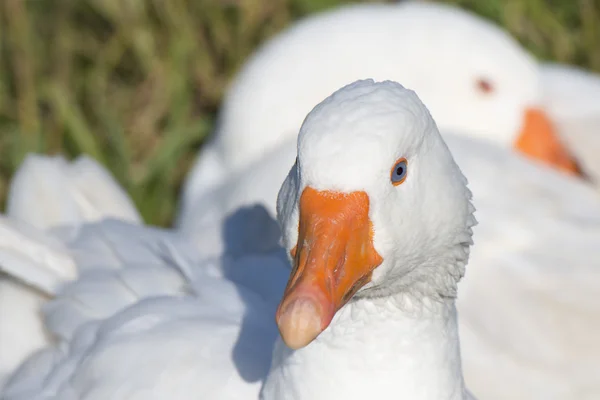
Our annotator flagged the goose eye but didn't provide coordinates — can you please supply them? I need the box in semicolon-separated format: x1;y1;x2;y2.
476;78;494;94
390;158;408;186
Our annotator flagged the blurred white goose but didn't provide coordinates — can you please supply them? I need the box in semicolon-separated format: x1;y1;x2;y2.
0;154;141;386
3;81;478;400
179;1;582;226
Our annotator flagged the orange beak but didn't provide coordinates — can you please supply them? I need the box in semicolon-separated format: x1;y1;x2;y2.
514;108;581;176
275;187;383;350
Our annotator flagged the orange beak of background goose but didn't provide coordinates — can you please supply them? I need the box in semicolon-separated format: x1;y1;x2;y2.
515;108;581;176
276;187;383;350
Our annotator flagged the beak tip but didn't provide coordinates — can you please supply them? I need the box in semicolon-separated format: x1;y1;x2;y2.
276;297;324;350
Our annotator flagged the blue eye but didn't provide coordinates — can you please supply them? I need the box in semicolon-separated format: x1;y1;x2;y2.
390;158;408;186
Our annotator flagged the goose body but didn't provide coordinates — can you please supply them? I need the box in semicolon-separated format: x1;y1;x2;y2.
2;217;285;400
4;80;477;399
447;134;600;399
0;154;141;385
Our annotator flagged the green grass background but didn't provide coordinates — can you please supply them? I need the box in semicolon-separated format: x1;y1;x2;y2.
0;0;598;226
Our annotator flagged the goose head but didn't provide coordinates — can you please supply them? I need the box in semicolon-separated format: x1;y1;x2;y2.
213;2;580;179
275;79;476;349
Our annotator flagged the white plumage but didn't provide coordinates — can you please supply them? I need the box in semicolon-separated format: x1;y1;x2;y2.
0;154;142;384
3;80;477;400
7;154;141;230
170;4;600;397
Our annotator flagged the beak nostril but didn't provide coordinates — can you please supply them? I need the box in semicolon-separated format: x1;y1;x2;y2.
341;273;372;305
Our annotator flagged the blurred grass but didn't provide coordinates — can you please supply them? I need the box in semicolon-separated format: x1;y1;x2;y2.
0;0;598;226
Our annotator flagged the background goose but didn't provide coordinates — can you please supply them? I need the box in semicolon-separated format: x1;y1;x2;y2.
0;154;141;386
178;1;583;225
3;80;477;400
445;134;600;400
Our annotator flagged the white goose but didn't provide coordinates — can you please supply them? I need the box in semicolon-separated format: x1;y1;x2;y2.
170;4;600;399
179;1;582;226
3;80;477;400
180;89;600;400
0;154;141;386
